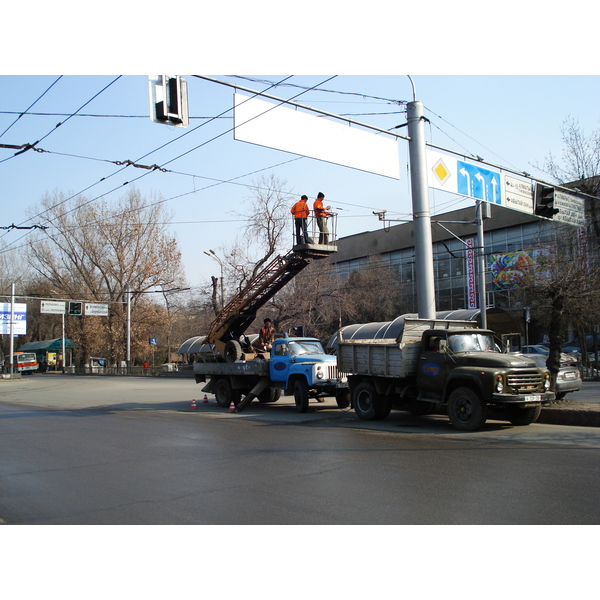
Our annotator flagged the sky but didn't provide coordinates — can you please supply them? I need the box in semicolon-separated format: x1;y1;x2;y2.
1;73;598;293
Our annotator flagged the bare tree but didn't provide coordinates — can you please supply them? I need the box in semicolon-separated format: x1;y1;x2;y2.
217;173;293;295
26;188;186;365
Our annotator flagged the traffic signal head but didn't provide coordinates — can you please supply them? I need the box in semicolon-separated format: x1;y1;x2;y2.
68;301;82;315
534;184;559;219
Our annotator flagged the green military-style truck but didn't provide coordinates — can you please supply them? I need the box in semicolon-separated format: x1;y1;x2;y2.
337;318;554;431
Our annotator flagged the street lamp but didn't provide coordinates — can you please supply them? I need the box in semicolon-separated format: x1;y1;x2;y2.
204;249;225;309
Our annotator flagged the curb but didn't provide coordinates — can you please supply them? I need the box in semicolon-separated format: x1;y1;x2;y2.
538;408;600;428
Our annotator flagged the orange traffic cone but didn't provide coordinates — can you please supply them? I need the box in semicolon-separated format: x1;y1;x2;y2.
228;400;236;412
203;394;209;403
190;399;198;409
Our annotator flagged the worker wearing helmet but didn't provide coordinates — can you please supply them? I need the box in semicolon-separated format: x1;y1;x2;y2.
291;195;310;245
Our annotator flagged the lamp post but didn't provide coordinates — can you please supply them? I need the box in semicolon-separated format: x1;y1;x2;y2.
204;249;225;309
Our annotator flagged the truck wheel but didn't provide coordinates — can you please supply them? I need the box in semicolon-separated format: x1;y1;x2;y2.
506;404;541;426
447;387;487;431
293;379;309;413
258;389;281;403
214;378;241;408
335;389;351;409
353;381;380;420
224;340;243;363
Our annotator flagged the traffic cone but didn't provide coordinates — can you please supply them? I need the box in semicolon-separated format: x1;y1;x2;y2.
190;399;198;409
228;400;236;412
203;394;209;403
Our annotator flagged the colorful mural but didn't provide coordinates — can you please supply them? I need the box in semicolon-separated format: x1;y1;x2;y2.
489;250;533;290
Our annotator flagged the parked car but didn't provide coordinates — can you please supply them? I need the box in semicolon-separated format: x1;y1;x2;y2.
521;345;551;355
524;353;582;399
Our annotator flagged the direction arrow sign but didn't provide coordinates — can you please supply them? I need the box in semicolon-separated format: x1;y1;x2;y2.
457;161;501;204
40;300;66;315
504;175;534;214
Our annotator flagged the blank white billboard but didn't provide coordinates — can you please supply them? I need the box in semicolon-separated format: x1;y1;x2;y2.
233;93;400;179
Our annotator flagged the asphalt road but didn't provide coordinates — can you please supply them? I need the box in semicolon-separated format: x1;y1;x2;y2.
1;375;600;525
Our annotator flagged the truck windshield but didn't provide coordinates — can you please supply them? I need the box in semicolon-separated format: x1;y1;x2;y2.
448;333;495;353
288;340;325;356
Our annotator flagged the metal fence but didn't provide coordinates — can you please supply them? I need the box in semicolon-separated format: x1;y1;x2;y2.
65;364;195;377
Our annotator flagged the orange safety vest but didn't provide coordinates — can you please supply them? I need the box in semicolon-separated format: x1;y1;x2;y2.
260;326;274;343
313;198;330;218
291;199;309;219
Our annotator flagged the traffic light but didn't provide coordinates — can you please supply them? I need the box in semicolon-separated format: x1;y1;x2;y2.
148;75;189;127
68;301;82;316
534;184;559;219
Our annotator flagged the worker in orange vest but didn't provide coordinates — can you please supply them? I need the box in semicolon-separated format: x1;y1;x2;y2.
259;318;275;351
313;192;332;244
291;195;310;245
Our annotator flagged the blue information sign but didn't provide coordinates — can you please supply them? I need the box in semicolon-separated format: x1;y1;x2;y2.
457;161;501;204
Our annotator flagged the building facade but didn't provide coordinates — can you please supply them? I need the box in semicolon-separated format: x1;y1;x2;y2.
329;203;567;341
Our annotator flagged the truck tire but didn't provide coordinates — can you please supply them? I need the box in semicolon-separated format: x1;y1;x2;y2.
505;404;542;426
293;378;309;413
353;381;389;420
224;340;243;363
214;377;242;408
447;386;487;431
258;389;282;403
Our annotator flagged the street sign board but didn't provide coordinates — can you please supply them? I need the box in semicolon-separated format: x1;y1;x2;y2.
457;160;501;204
554;190;585;226
41;300;66;315
85;303;109;317
0;303;27;335
234;93;401;179
504;175;534;215
428;149;503;204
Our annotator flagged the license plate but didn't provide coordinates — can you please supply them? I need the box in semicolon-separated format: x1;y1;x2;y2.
524;395;541;402
564;372;576;380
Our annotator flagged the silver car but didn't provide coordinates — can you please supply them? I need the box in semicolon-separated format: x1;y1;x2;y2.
524;353;582;399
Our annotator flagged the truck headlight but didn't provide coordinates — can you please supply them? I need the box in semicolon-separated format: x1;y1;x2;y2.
316;370;324;379
543;373;551;391
495;375;504;393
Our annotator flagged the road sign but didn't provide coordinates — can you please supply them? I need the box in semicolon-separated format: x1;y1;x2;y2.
40;300;66;315
149;337;157;346
427;150;502;205
457;161;501;204
85;303;109;317
554;190;585;226
504;176;534;214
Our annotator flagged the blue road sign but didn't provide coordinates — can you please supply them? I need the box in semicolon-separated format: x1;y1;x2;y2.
149;337;157;346
457;161;501;204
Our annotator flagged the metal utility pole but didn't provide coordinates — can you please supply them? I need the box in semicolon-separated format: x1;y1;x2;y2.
9;283;15;375
476;200;488;329
407;98;436;319
126;286;131;372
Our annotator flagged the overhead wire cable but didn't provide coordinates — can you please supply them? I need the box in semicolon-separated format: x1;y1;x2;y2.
1;75;335;253
0;75;63;140
0;76;295;242
0;75;122;164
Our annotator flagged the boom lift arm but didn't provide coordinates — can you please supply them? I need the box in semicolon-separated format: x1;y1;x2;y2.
203;251;310;361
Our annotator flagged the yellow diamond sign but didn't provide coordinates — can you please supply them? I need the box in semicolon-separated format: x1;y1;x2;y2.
433;158;451;185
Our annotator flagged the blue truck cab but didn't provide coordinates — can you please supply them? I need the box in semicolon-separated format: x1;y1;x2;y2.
269;337;345;412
